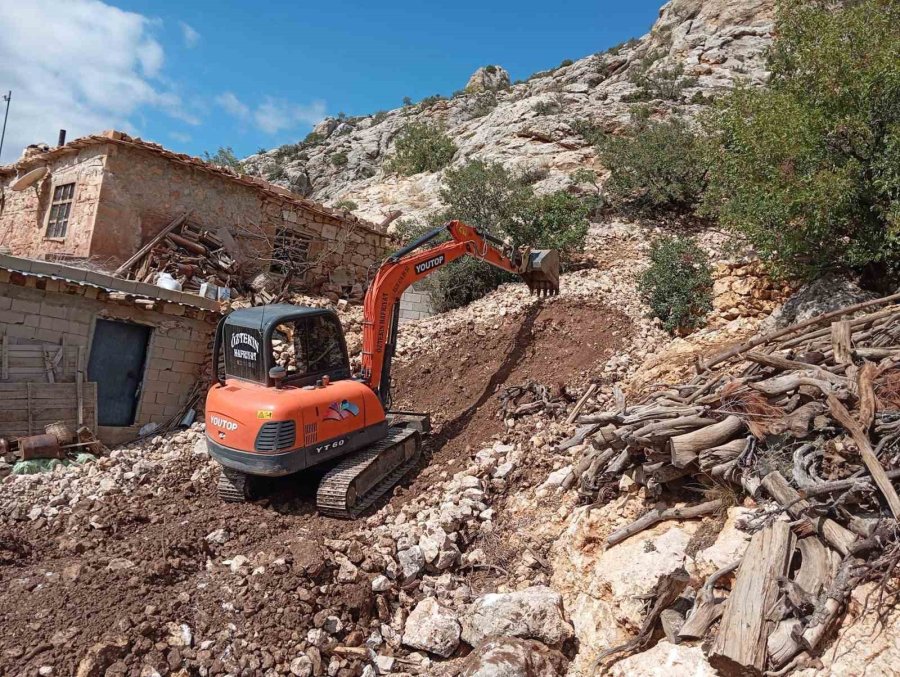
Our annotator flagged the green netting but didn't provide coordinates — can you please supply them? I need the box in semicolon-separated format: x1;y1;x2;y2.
11;458;67;475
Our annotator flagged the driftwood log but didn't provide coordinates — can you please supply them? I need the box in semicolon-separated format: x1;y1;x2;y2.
709;522;795;674
669;415;743;468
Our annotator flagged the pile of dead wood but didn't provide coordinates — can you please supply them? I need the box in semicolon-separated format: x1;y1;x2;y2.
561;291;900;674
115;213;238;297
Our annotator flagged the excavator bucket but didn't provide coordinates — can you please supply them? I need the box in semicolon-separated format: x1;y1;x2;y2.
522;249;560;297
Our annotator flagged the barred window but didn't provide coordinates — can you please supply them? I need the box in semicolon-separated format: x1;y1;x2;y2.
271;227;311;274
46;183;75;238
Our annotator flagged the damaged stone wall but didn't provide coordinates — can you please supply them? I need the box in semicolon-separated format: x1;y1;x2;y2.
98;144;387;293
0;146;106;259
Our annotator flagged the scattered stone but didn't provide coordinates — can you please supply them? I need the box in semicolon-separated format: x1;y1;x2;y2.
461;637;567;677
397;546;425;583
402;597;461;658
461;586;573;648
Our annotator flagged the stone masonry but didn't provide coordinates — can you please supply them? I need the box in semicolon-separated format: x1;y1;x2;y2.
0;131;389;295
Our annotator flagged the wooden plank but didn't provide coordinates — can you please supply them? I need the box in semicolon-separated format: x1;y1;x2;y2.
0;383;97;438
831;320;853;365
77;346;85;427
761;471;857;555
1;334;7;380
709;522;795;674
26;382;32;435
114;212;190;276
0;382;94;396
565;383;598;425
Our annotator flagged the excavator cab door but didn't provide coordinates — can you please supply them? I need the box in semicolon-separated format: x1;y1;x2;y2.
521;249;560;297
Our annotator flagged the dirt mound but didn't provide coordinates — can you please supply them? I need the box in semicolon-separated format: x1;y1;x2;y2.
393;298;631;472
0;293;632;675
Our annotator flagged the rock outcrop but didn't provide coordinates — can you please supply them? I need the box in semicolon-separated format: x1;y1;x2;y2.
243;0;775;224
465;65;511;93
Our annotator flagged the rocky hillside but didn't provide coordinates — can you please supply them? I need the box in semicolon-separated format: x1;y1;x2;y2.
243;0;774;225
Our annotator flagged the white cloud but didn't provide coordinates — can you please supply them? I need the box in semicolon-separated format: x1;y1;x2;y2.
215;92;326;135
179;21;200;48
169;131;191;143
254;98;327;134
215;92;251;121
0;0;197;162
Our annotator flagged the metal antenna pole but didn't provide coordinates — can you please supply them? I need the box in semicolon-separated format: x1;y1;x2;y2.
0;91;11;162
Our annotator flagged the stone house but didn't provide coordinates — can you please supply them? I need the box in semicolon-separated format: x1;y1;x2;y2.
0;131;388;297
0;253;220;445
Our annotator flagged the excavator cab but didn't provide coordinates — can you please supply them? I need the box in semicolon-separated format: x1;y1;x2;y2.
521;248;560;297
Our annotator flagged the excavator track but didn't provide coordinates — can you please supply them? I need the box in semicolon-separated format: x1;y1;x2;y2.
218;466;252;503
317;427;420;518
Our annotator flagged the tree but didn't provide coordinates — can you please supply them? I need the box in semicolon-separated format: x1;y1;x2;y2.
203;146;243;171
598;115;709;215
704;0;900;280
398;160;591;311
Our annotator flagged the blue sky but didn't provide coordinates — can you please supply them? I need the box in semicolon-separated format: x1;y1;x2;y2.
0;0;662;163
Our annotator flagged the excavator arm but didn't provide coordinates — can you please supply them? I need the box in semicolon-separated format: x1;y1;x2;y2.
360;220;559;405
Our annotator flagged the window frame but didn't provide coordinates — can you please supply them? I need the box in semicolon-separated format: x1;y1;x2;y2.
270;226;312;275
272;314;351;387
44;180;77;240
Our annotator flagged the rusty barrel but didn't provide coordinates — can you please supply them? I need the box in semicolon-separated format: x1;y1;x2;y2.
19;434;65;460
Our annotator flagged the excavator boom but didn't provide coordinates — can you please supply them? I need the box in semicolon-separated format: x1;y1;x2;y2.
360;220;559;405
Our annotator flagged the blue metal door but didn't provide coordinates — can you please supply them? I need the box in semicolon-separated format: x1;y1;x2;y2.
87;319;152;426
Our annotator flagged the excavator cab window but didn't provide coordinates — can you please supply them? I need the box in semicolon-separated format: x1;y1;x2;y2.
271;314;349;386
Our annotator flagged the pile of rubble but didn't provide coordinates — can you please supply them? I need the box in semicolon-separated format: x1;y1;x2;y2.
0;418;578;675
115;214;239;298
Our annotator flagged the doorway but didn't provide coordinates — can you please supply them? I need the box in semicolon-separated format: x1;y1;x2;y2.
87;319;152;426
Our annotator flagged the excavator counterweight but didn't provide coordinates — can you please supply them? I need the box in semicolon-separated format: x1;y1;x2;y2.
205;220;560;516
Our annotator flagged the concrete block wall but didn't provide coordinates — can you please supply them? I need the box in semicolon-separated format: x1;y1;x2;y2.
0;274;216;443
399;282;434;324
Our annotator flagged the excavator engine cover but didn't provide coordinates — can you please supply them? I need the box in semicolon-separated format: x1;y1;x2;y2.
522;249;560;297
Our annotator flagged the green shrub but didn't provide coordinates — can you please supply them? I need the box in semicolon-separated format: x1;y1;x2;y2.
532;96;563;116
598;116;709;215
334;199;358;212
372;110;388;124
625;53;697;102
703;0;900;281
387;122;457;175
485;65;498;74
638;236;712;333
330;151;349;167
302;131;323;146
396;160;592;311
420;94;447;108
469;93;498;119
559;59;574;68
402;96;413;107
266;166;286;181
570;118;605;146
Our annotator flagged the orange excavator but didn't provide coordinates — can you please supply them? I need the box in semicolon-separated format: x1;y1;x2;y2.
205;220;559;517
